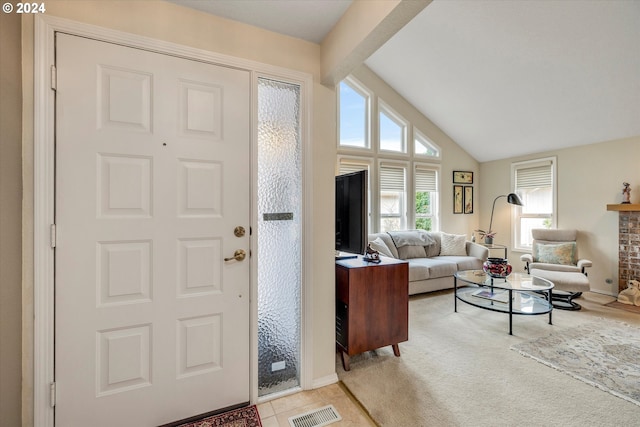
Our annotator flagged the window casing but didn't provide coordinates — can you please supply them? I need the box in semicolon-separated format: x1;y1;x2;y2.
414;129;440;159
338;78;371;150
379;162;407;232
414;164;439;231
511;157;557;251
379;102;407;154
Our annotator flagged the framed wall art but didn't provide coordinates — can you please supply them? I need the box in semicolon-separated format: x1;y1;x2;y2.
453;171;473;184
464;186;473;214
453;185;463;214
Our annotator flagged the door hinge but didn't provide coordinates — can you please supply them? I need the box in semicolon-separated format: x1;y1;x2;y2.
50;65;57;91
50;224;56;248
50;382;56;408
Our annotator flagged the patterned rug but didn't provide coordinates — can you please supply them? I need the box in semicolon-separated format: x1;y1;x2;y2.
178;405;262;427
511;319;640;406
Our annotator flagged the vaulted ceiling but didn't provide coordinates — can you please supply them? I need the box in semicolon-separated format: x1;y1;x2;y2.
169;0;640;162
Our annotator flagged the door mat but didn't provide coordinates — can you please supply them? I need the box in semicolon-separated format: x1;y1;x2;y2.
605;300;640;314
511;319;640;406
177;405;262;427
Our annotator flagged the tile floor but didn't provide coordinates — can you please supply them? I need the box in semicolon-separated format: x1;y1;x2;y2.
257;382;376;427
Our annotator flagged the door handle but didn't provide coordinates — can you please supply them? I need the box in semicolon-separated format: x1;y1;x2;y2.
224;249;246;262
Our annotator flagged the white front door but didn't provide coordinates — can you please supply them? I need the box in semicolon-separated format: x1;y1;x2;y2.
55;33;251;426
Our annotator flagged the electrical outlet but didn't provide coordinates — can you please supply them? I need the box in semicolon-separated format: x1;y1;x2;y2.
271;361;286;372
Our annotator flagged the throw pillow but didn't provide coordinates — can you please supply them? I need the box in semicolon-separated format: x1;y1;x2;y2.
534;242;576;265
369;237;395;258
440;232;467;256
397;245;427;260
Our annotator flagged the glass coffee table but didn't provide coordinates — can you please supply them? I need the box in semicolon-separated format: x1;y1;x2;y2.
454;270;554;335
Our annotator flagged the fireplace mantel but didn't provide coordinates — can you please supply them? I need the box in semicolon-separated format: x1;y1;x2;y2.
607;204;640;211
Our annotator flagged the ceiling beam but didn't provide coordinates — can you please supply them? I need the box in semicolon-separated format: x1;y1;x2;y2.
320;0;431;87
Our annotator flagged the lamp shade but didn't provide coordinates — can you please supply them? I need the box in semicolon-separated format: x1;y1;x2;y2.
506;193;524;206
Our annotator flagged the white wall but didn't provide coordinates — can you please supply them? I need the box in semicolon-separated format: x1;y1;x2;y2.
480;136;640;295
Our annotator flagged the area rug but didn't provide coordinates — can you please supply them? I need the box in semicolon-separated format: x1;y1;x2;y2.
178;405;262;427
511;319;640;406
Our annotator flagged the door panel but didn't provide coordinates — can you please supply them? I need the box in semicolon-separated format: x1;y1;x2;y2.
55;34;250;426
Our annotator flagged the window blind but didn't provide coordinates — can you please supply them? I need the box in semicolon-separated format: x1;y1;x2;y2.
338;161;367;176
415;168;437;192
380;166;405;191
516;163;552;189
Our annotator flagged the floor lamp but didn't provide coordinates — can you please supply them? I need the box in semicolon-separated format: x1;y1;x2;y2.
485;193;524;244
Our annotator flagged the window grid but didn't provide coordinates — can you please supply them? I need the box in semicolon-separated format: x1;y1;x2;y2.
337;78;442;233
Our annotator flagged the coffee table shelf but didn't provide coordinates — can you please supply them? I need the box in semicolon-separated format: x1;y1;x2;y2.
454;270;554;335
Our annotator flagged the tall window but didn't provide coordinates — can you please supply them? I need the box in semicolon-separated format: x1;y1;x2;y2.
379;102;406;153
414;165;438;231
337;76;442;232
339;79;370;149
379;163;406;232
512;157;556;251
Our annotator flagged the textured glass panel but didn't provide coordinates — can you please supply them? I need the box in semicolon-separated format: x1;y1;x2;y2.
257;78;302;396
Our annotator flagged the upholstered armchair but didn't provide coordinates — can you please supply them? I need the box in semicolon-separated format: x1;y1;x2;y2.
520;229;592;310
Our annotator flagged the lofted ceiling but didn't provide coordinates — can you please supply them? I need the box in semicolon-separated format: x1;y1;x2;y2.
169;0;640;163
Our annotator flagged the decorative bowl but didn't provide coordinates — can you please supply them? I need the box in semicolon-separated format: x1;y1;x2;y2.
483;257;512;278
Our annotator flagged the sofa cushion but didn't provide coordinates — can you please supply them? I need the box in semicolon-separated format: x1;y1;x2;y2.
387;230;434;259
432;255;483;272
407;258;458;281
369;237;395;258
397;245;428;259
440;232;467;256
387;230;435;247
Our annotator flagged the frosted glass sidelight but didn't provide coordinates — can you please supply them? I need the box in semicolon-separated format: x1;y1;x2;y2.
257;78;302;396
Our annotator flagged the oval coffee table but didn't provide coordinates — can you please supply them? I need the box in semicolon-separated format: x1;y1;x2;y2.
454;270;554;335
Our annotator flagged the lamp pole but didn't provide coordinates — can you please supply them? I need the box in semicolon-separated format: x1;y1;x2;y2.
488;195;506;233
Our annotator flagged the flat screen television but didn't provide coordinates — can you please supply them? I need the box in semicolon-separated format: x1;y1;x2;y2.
335;170;368;259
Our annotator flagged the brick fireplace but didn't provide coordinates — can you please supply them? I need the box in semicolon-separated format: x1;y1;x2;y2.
607;204;640;292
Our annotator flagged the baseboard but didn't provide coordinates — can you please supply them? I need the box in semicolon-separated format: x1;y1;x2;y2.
312;373;339;389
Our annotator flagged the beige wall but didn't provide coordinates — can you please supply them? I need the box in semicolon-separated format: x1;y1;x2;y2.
350;65;481;235
480;137;640;295
0;10;23;427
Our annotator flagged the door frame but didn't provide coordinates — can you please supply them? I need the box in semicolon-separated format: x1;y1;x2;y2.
33;14;314;426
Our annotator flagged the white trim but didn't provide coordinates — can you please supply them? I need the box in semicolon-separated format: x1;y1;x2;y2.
510;156;557;252
34;14;314;425
312;373;339;389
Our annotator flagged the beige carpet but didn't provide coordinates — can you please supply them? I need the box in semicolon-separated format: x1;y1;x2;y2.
337;290;640;427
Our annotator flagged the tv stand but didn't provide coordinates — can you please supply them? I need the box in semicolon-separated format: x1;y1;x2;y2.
335;256;408;370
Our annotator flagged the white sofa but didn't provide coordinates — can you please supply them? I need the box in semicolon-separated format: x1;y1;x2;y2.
368;230;489;295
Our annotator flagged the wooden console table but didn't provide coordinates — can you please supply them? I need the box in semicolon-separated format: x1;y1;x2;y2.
335;256;408;371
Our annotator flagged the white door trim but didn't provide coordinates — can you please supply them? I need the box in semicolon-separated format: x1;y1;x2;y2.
33;14;314;426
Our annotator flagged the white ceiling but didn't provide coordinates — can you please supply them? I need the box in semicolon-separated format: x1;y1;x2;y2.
169;0;640;163
167;0;352;44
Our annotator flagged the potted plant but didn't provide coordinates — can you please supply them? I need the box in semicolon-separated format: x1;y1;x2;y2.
475;229;496;245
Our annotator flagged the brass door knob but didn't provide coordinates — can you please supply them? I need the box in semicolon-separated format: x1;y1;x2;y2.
224;249;246;262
